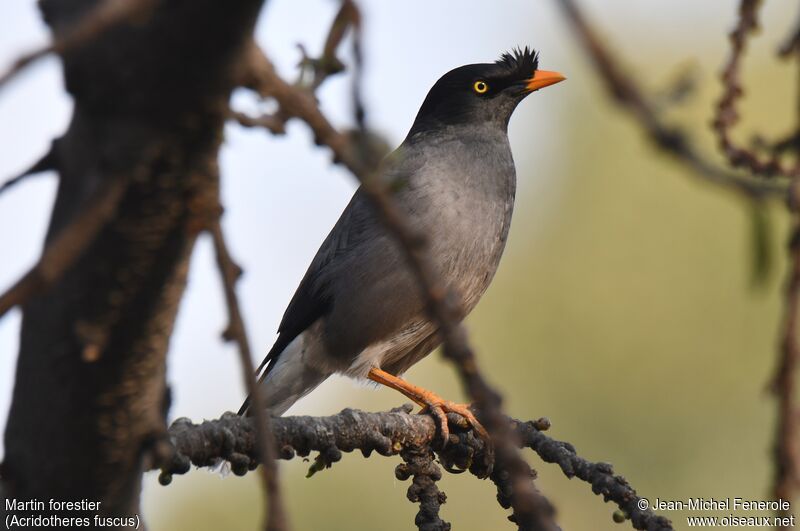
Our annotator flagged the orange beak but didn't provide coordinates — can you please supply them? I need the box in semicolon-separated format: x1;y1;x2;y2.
525;70;566;92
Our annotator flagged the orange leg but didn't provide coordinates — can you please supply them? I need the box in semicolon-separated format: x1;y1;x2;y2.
368;367;489;445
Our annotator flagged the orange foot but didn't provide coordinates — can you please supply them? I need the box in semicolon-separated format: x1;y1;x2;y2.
368;367;489;446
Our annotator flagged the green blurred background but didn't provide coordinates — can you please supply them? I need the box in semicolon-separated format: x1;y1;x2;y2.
1;0;797;529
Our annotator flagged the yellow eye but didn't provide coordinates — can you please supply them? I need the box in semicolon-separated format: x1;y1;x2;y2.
473;80;489;94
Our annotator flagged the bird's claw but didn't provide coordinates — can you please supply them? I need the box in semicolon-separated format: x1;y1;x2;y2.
418;399;490;448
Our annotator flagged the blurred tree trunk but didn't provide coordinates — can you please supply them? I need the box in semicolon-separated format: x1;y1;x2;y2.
0;0;265;525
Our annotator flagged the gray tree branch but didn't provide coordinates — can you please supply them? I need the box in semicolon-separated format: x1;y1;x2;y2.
160;408;673;531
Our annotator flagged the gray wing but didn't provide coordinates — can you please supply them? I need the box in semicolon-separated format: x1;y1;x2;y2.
241;187;408;415
256;187;379;373
257;148;429;377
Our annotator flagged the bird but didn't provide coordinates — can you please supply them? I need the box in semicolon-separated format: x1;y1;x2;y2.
240;47;565;441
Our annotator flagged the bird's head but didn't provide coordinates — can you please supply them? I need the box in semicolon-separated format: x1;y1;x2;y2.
407;47;565;138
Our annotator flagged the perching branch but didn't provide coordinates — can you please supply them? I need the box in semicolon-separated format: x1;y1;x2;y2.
160;408;673;531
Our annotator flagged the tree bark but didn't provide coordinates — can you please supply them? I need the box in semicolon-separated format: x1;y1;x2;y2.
1;0;265;526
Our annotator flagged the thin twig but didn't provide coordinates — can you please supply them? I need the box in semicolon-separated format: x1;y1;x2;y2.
209;218;288;531
242;40;559;531
554;0;790;201
344;0;365;129
300;0;357;91
231;110;287;135
0;0;159;92
772;220;800;526
0;146;56;196
746;6;800;167
398;444;450;531
712;0;800;178
0;176;128;319
235;0;358;132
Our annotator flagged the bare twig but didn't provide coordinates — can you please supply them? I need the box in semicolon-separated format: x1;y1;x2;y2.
0;48;51;92
235;0;359;133
398;444;450;531
712;0;800;178
554;0;790;201
0;176;128;319
297;0;358;91
231;110;287;135
343;0;365;129
209;218;288;531
772;220;800;525
0;147;56;197
0;0;159;91
746;6;800;168
161;409;673;531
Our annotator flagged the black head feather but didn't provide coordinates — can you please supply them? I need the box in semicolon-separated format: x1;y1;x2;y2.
407;47;546;138
495;47;540;82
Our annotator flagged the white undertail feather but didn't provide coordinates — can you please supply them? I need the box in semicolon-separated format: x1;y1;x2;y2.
258;330;332;416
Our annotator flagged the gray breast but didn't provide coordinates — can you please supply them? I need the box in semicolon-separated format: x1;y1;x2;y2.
406;126;517;312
